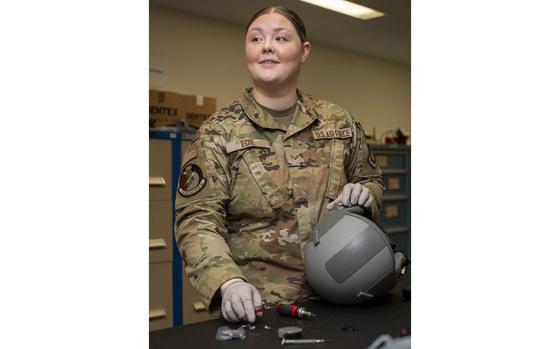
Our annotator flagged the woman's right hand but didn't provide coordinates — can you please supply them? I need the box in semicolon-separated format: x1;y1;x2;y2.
220;278;263;323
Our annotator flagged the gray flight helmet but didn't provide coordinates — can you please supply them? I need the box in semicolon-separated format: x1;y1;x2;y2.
304;205;408;304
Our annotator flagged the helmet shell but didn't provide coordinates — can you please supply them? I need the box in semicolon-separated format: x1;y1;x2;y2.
304;207;398;304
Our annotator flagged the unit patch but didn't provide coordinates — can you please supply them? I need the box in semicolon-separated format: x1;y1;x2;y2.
178;163;207;197
312;128;352;140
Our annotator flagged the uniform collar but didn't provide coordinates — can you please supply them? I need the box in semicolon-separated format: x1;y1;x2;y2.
240;88;318;137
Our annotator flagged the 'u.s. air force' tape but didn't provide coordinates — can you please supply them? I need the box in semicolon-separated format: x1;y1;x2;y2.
312;128;352;140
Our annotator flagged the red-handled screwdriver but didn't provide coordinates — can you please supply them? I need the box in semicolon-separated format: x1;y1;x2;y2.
275;303;316;319
254;302;275;315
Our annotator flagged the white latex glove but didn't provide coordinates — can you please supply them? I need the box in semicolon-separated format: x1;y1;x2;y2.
326;183;373;210
220;278;262;323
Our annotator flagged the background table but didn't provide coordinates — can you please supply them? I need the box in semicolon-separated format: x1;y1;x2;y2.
150;285;410;349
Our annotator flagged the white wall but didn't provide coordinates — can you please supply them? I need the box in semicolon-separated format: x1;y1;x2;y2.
150;5;410;138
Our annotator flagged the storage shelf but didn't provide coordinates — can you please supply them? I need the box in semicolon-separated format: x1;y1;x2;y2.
384;226;409;234
371;144;411;280
383;194;408;201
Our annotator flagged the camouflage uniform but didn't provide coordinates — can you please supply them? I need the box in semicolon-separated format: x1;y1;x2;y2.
175;88;384;313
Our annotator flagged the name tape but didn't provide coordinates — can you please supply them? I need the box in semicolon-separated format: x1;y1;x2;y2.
225;138;270;153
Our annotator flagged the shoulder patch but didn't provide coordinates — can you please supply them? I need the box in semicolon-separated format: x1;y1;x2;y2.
178;163;207;197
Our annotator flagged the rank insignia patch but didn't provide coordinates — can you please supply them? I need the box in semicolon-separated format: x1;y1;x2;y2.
178;163;207;197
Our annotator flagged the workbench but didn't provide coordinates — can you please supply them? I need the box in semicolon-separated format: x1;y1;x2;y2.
149;285;410;349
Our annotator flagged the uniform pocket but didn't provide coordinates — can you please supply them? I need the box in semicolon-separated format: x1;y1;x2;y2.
226;140;290;220
241;150;291;210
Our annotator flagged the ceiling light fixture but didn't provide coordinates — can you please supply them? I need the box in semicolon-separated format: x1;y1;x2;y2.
298;0;385;20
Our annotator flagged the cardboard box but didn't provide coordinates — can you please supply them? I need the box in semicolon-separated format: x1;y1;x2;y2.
180;95;216;128
149;90;182;128
149;89;217;129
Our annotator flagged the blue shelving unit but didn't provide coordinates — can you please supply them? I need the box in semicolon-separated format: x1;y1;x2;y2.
370;144;411;280
149;128;197;327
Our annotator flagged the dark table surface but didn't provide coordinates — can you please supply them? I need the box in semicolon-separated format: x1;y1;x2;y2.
150;284;410;349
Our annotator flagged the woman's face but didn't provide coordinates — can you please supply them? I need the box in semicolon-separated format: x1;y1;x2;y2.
245;13;310;88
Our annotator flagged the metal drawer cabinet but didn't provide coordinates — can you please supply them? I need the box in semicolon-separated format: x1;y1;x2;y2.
149;200;173;263
149;128;202;330
374;150;407;171
149;135;175;331
382;172;408;196
370;145;410;234
149;262;173;331
377;196;409;233
370;144;411;281
149;139;172;201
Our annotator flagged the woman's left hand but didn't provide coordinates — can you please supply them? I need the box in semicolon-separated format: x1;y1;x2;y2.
326;183;373;210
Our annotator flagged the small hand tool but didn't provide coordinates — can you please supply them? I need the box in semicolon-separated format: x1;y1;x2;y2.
275;303;316;319
254;302;275;315
281;338;334;345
